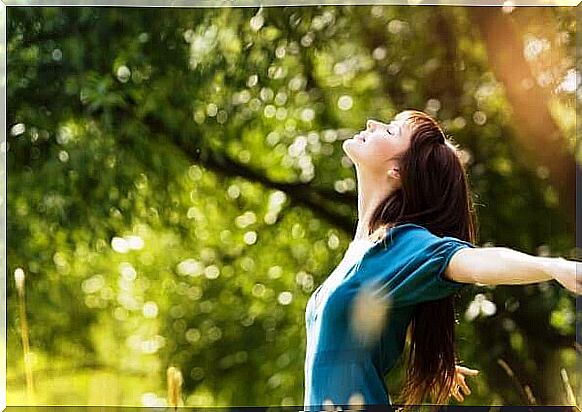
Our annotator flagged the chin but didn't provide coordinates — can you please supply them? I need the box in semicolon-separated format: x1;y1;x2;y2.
342;141;354;157
342;139;357;154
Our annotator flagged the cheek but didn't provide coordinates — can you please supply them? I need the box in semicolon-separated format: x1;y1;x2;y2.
367;140;395;157
357;141;394;166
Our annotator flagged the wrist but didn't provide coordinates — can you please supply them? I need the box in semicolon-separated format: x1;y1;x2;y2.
550;256;576;284
540;256;561;282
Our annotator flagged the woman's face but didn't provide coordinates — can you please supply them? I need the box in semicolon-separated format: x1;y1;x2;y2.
342;112;414;172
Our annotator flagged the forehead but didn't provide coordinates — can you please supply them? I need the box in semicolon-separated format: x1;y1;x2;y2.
394;112;412;123
392;112;417;131
370;113;410;128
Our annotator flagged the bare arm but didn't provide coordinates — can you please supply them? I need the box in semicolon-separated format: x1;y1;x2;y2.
445;246;580;294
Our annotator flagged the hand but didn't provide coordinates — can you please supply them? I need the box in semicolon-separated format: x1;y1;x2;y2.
551;258;582;295
449;365;479;402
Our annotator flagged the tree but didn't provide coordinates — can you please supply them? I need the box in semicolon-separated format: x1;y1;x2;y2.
7;6;577;406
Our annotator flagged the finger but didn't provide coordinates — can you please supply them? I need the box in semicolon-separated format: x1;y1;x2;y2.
457;366;479;374
459;380;471;396
452;384;465;402
457;366;480;376
452;391;462;402
457;391;464;402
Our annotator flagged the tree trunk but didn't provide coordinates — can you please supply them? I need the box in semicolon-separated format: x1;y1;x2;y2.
469;7;576;226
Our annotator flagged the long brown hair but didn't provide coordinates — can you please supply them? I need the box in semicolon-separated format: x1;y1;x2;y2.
368;110;477;407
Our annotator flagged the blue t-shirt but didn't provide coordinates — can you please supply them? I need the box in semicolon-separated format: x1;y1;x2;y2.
303;223;475;410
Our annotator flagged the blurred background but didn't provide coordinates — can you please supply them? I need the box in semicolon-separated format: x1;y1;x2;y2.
6;5;579;407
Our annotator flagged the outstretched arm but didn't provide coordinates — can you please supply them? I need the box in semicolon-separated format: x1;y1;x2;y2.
444;246;580;294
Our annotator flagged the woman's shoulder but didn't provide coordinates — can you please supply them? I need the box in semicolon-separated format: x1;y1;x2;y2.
352;224;435;261
383;222;433;240
381;223;475;251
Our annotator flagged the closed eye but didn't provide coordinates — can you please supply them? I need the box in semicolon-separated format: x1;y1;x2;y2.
386;124;401;137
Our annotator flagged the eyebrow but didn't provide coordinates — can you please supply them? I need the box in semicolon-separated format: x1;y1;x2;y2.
395;119;407;129
388;121;402;132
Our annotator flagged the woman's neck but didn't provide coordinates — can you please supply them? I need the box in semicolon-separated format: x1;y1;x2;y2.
353;168;398;240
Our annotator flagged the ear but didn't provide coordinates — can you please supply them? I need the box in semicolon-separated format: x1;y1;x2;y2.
387;167;400;180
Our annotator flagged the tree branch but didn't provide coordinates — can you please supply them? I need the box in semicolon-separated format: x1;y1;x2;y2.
136;112;357;235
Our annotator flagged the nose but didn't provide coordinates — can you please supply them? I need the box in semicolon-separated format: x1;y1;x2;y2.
366;119;378;131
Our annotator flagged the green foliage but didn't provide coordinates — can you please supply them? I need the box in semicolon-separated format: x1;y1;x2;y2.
7;5;577;407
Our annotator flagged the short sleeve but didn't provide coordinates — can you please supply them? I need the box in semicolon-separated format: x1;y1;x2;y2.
359;224;475;308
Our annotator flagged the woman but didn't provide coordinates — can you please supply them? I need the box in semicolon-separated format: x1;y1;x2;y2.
303;110;579;410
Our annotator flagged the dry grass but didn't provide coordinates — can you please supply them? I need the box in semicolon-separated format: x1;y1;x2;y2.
167;365;184;409
15;268;35;405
